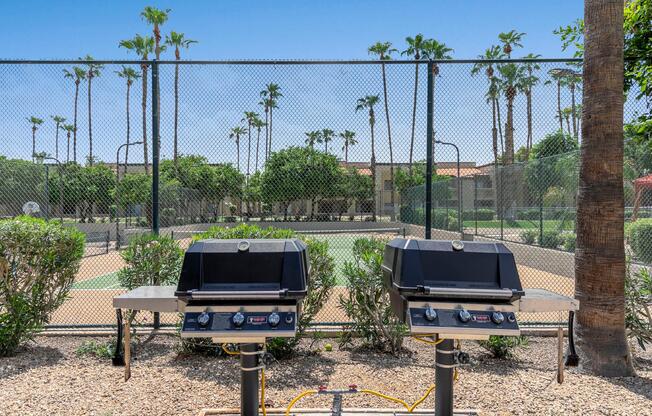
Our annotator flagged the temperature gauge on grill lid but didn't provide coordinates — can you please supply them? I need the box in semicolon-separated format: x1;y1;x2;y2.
268;312;280;327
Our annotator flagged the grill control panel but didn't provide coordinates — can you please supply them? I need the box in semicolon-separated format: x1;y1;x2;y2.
180;306;298;340
408;306;520;338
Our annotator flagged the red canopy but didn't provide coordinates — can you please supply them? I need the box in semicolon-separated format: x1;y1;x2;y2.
632;173;652;220
634;173;652;190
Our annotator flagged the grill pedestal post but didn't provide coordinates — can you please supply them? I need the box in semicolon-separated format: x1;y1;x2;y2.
240;343;260;416
435;339;455;416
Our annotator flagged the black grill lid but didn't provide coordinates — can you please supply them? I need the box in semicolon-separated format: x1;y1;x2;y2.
176;239;309;300
382;238;523;302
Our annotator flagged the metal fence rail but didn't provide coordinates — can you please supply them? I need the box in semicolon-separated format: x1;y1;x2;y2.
0;58;649;328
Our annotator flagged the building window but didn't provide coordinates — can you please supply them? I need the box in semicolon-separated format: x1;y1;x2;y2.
384;180;393;191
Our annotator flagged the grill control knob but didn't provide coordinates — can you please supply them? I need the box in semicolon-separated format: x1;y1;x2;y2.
507;313;516;323
424;307;437;321
268;312;281;327
458;309;472;323
197;312;210;327
491;312;505;325
232;312;245;327
285;314;294;324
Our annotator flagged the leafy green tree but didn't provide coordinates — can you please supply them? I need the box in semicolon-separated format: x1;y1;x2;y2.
115;66;141;174
63;66;86;163
27;117;44;162
338;167;373;219
114;173;150;211
624;122;652;180
119;34;154;174
525;131;579;197
339;130;357;163
80;55;103;165
0;157;44;215
50;116;66;160
402;33;426;170
355;95;380;221
165;31;197;169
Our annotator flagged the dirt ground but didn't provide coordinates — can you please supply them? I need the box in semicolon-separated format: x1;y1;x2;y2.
1;336;650;416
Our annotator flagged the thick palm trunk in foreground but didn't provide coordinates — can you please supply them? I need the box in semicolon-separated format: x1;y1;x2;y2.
574;0;634;377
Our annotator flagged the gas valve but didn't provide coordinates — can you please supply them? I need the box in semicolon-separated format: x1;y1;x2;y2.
454;350;470;365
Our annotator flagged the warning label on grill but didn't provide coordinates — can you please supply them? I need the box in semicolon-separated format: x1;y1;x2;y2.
473;314;490;323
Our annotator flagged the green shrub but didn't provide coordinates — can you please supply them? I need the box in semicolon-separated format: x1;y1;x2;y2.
625;264;652;350
339;237;406;355
76;340;115;359
478;335;528;359
473;209;495;221
0;217;85;356
627;219;652;264
540;230;562;249
516;209;539;221
109;205;118;221
562;233;576;252
117;233;184;290
191;224;336;359
520;229;538;245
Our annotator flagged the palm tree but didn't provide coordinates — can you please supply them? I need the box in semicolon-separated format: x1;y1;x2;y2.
561;107;573;135
260;83;282;158
141;7;170;60
229;126;247;172
242;111;258;176
422;39;454;171
304;130;321;149
27;117;44;161
368;42;397;218
119;34;154;174
252;116;266;172
497;63;525;165
81;55;103;165
498;30;526;58
63;66;86;163
560;71;582;138
575;0;633;377
51;116;66;160
520;54;541;159
62;124;75;163
115;66;141;175
546;68;575;133
471;45;505;164
259;98;271;161
165;31;197;169
321;128;335;153
339;130;357;164
355;95;380;222
401;34;426;170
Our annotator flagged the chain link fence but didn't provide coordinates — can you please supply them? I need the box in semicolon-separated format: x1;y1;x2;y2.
0;59;649;328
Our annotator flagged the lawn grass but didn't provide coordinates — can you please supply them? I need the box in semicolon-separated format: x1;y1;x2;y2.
464;219;575;231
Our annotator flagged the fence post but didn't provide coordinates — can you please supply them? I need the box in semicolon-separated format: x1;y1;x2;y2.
425;60;434;240
151;59;161;330
106;231;110;254
539;188;544;244
474;174;478;235
499;167;504;240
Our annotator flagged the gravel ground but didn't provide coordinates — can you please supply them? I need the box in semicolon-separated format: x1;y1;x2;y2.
0;335;650;416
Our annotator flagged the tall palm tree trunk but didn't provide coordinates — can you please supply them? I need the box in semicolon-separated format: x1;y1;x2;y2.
55;123;60;160
408;62;419;171
565;116;572;136
505;96;515;165
557;81;563;132
247;126;251;177
496;98;504;156
575;0;634;377
492;98;498;163
370;121;377;222
236;138;240;172
345;144;349;164
124;82;131;176
381;62;395;220
268;107;273;158
31;127;36;162
571;83;578;138
264;110;269;162
255;128;261;172
141;65;150;175
66;132;71;163
73;83;79;163
88;76;93;165
173;62;180;170
526;90;533;158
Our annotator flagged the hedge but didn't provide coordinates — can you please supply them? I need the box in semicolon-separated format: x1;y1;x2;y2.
628;220;652;264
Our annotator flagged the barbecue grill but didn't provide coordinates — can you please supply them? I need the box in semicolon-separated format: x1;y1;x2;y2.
383;238;524;340
383;238;525;416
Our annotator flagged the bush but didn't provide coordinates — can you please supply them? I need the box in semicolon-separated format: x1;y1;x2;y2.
540;230;562;249
478;335;528;359
0;217;85;356
117;233;184;290
339;238;406;355
627;220;652;264
520;229;538;245
562;233;576;252
516;209;539;221
192;224;336;359
76;340;115;359
625;264;652;350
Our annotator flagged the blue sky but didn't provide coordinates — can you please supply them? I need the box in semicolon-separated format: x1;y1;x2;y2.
3;0;583;60
6;0;631;168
